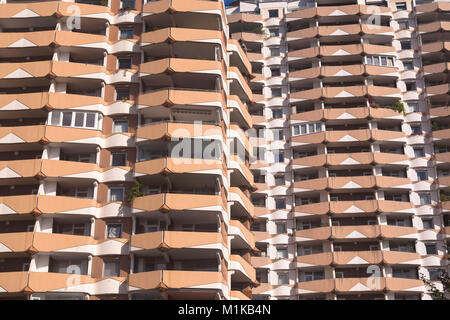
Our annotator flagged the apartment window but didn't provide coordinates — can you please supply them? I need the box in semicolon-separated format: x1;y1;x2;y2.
50;111;98;129
269;28;279;37
111;152;127;166
118;56;132;69
254;147;266;161
107;224;122;239
113;119;129;133
270;67;281;77
275;150;284;163
396;2;407;10
398;21;409;29
276;222;287;234
425;243;437;255
116;87;130;100
109;187;125;202
366;55;394;67
416;170;427;181
271;87;282;97
269;47;280;57
269;9;279;18
422;218;433;229
276;246;288;259
278;272;289;285
273;129;284;140
121;0;135;9
275;198;286;210
292;122;322;136
413;147;425;157
272;109;283;119
401;40;412;50
275;175;285;186
403;61;413;70
304;271;324;282
410;124;421;134
419;193;431;205
428;269;442;281
406;82;417;91
408;103;419;113
120;28;134;39
103;260;120;277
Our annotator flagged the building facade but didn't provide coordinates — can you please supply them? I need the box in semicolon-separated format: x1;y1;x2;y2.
0;0;448;301
0;0;258;300
227;0;449;300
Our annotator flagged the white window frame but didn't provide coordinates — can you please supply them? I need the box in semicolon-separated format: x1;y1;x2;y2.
106;223;123;239
292;122;322;136
109;187;125;202
49;111;99;130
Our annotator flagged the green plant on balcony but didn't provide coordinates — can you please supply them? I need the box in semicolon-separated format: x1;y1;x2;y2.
252;25;266;35
100;0;108;6
375;102;405;115
440;193;450;202
128;180;144;202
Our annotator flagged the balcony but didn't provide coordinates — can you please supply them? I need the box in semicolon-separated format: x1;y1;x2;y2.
141;27;225;48
295;227;332;242
229;220;255;250
130;231;224;252
297;279;334;294
132;193;226;214
0;232;33;253
27;271;126;295
128;270;226;292
136;121;224;142
135;158;225;177
0;272;28;293
230;254;257;285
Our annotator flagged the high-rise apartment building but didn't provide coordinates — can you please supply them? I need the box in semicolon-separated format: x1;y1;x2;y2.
0;0;448;301
0;0;258;300
227;0;449;300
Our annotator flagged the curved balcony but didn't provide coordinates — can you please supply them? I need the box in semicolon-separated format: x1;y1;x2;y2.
128;270;226;292
135;158;225;177
0;125;46;145
30;232;127;255
286;4;391;22
295;227;332;242
296;252;333;267
139;58;225;79
143;0;223;16
0;2;59;19
421;41;450;54
335;277;385;293
0;232;33;253
290;107;401;122
141;27;226;48
131;193;226;214
27;272;126;295
333;251;383;265
331;225;380;240
136;122;224;142
0;272;28;293
297;279;334;294
418;21;450;34
229;187;255;219
293;176;410;193
138;89;225;110
230;254;257;285
229;220;255;250
432;128;450;142
130;231;225;252
294;199;414;216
